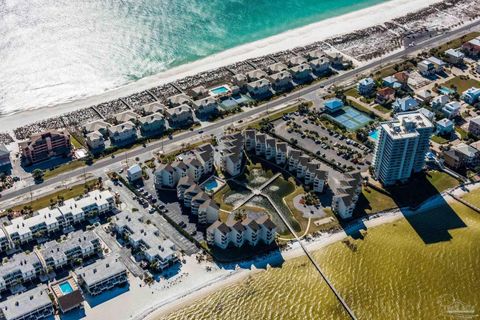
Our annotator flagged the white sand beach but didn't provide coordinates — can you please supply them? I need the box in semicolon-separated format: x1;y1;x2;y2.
0;0;442;132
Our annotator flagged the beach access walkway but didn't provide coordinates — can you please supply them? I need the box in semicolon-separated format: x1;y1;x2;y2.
272;194;357;319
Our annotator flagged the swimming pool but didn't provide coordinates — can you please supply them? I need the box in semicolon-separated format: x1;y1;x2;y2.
204;179;218;191
369;129;379;141
439;86;455;95
210;85;230;96
59;281;74;294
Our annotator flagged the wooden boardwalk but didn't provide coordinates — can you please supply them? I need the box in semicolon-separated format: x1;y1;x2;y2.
264;193;357;320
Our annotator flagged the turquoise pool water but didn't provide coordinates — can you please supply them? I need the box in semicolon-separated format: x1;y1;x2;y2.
439;86;455;95
59;282;74;294
369;129;379;140
211;86;229;95
204;179;219;191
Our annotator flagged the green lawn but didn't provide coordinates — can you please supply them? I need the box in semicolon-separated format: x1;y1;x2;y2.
431;135;449;144
373;104;390;114
212;184;234;211
426;170;460;192
347;99;376;118
358;171;460;214
435;31;480;53
356;187;397;215
344;87;360;98
9;180;97;212
373;61;415;80
462;188;480;207
283;182;340;234
455;126;468;140
43;160;86;180
70;136;84;149
442;76;480;94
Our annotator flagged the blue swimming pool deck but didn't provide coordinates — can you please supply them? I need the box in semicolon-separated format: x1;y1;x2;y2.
200;176;225;194
50;277;85;313
204;179;218;191
439;86;456;95
211;86;229;95
59;281;74;294
369;129;379;141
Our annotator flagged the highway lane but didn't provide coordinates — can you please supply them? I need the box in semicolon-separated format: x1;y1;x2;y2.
2;20;479;204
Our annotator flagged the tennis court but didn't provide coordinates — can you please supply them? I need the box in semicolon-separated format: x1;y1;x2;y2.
326;106;373;130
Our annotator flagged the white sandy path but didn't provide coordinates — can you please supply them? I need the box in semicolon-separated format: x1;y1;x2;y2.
0;0;442;131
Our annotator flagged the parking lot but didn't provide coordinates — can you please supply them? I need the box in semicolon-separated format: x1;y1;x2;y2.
108;180;199;255
274;114;372;171
129;165;206;245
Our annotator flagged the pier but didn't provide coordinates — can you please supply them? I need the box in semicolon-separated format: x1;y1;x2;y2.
230;167;356;317
266;197;358;320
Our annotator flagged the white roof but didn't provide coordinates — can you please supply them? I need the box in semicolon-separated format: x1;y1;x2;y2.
381;111;433;140
0;285;51;320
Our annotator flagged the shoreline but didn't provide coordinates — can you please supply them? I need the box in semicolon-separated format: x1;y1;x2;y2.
0;0;445;133
139;182;480;320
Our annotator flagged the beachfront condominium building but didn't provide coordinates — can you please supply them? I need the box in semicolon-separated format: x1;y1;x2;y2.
2;190;114;251
155;144;214;189
20;130;71;165
139;112;166;136
108;121;137;145
0;285;53;320
40;230;102;271
206;214;276;249
86;131;105;150
165;104;194;128
167;93;193;108
75;255;128;296
0;252;43;292
372;111;434;186
220;132;244;177
268;71;292;90
468;116;480;137
113;211;177;271
328;171;363;219
247;79;272;97
192;97;219;118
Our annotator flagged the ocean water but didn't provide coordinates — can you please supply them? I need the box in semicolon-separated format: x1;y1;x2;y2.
0;0;386;116
163;201;480;319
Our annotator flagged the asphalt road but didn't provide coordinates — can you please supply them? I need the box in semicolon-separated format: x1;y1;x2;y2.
2;20;479;204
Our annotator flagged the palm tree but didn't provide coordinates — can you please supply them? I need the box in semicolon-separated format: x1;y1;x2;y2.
32;169;44;181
